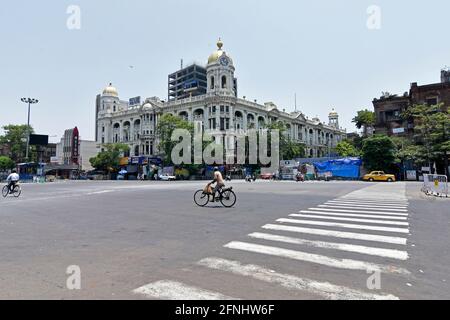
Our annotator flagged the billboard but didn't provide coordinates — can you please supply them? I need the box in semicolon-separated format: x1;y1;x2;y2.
29;134;48;146
129;96;141;106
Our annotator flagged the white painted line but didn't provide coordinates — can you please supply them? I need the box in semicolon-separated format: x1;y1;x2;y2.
320;205;408;212
300;210;408;221
224;242;410;275
290;214;409;226
308;208;409;216
198;257;399;300
262;224;407;245
132;280;237;300
327;201;408;208
248;232;409;260
277;218;410;234
87;190;114;195
339;198;408;204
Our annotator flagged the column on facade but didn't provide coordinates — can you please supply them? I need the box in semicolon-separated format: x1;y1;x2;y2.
243;110;248;131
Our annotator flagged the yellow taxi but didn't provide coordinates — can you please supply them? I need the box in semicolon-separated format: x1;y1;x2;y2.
362;171;396;182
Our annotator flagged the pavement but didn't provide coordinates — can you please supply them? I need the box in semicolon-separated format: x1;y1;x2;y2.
0;179;449;300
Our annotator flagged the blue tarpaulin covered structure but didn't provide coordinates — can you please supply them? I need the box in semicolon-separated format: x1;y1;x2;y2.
313;157;362;179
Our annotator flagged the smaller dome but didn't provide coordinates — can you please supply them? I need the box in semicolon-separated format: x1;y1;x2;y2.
329;108;338;117
103;83;118;97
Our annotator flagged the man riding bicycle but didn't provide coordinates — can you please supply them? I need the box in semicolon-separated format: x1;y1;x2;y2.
6;170;20;194
208;167;225;202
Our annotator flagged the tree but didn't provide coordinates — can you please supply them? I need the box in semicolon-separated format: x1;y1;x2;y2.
0;156;15;171
0;124;34;163
362;135;397;172
267;121;305;160
352;109;375;137
335;141;360;157
403;103;450;176
156;113;194;166
89;143;130;176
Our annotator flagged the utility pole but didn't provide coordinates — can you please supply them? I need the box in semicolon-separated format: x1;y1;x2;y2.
21;98;39;162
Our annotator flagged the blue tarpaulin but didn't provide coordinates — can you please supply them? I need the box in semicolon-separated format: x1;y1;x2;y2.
313;157;362;179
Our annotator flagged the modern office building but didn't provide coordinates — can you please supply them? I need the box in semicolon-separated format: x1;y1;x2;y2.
168;64;208;101
96;39;346;160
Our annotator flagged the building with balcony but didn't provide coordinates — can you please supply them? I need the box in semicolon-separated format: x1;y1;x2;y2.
95;39;346;160
373;69;450;137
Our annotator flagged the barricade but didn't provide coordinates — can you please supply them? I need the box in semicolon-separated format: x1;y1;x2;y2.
421;174;448;197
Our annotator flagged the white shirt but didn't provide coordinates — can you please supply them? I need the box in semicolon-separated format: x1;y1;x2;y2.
7;173;20;182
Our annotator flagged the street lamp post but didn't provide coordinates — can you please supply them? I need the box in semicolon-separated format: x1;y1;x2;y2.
20;98;39;162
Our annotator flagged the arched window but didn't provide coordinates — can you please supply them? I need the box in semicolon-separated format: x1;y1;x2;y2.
221;76;227;88
211;76;215;89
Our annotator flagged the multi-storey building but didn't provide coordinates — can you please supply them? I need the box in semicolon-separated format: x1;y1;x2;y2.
373;69;450;137
168;64;208;101
96;39;346;160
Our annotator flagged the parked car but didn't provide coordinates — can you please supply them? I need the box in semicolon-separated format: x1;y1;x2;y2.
159;173;176;181
260;173;274;180
87;170;106;180
363;171;396;182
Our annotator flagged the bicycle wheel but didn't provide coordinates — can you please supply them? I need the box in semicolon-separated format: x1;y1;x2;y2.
2;185;9;198
220;190;236;208
194;190;209;207
13;185;21;198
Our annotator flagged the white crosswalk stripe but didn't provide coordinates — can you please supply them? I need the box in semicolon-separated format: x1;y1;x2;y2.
326;201;408;208
198;258;399;300
289;214;409;226
224;241;410;275
133;280;238;300
307;207;409;216
299;210;408;220
248;232;409;260
277;218;410;234
319;205;407;212
262;224;408;245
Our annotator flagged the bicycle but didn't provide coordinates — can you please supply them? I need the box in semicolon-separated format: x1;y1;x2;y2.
2;183;21;198
194;186;236;208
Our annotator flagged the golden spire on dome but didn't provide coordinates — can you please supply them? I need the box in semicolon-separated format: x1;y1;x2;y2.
217;38;223;50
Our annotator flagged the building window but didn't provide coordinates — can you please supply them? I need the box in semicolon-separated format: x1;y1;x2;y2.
222;76;227;88
212;106;216;113
220;105;224;112
226;106;229;113
211;76;215;89
426;97;438;106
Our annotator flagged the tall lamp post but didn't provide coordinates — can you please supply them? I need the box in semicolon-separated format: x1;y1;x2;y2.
20;98;39;161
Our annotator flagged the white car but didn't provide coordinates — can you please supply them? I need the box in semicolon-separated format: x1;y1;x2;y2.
158;174;176;181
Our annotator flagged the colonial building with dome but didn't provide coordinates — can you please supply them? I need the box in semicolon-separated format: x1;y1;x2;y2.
95;39;346;160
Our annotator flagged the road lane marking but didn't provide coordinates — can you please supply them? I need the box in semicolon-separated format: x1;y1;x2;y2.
87;190;114;195
262;224;407;245
224;242;410;275
300;210;408;220
248;232;409;260
327;201;408;208
290;214;409;226
133;280;238;300
319;205;407;212
308;208;409;216
277;218;410;234
198;257;399;300
339;197;408;203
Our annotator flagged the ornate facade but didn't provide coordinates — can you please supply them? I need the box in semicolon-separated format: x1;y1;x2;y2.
96;39;346;159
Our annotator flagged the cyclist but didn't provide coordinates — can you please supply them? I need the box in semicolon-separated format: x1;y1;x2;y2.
6;169;20;194
209;167;225;202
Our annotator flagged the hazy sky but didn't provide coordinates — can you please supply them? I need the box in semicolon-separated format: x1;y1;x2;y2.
0;0;449;142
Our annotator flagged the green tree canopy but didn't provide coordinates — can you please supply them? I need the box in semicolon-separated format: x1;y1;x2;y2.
89;143;130;173
335;141;360;157
402;103;450;172
0;156;15;171
352;109;375;136
0;124;34;163
267;121;305;160
362;135;398;172
156;113;194;166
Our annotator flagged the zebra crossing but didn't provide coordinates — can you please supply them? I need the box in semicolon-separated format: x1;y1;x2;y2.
133;183;411;300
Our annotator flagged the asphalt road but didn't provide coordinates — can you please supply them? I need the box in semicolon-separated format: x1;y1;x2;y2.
0;180;449;300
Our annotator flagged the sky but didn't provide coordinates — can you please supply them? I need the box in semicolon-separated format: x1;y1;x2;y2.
0;0;449;142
